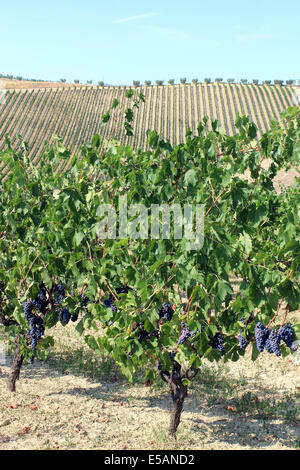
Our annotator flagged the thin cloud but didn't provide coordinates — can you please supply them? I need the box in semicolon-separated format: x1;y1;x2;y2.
112;13;158;24
236;31;280;43
136;24;190;41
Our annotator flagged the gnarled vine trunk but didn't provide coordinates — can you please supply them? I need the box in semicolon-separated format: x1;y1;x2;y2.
161;361;198;439
169;380;188;438
7;337;24;392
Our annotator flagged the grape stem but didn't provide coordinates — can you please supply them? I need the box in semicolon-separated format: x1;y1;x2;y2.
105;282;118;302
266;270;293;328
267;298;284;329
280;304;290;328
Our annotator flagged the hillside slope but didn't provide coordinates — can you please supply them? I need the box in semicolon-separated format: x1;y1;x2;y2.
0;83;297;177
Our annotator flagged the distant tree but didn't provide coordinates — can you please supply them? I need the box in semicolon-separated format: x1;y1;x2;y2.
274;80;283;86
16;76;23;81
191;78;198;84
168;79;175;85
98;81;104;86
144;81;152;86
180;77;187;84
241;79;248;84
263;80;272;85
87;80;93;85
286;80;294;85
253;79;259;85
133;80;141;87
227;78;235;83
215;78;223;83
156;80;164;86
204;78;211;83
60;79;67;83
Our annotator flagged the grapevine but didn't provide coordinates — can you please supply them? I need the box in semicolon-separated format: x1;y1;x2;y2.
0;103;299;440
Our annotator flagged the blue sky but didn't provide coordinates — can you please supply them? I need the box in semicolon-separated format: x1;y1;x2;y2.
0;0;299;85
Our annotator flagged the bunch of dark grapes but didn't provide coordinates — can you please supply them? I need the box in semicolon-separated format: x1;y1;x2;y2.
58;307;71;325
81;292;92;307
254;322;296;356
115;286;131;295
103;293;117;312
157;302;174;322
265;329;281;356
238;334;247;349
254;322;270;352
54;283;67;307
53;283;73;324
32;283;48;314
23;298;45;351
209;332;225;356
102;286;131;313
23;301;34;323
137;317;159;344
238;317;250;350
138;328;149;344
27;315;45;350
177;323;198;345
279;324;296;351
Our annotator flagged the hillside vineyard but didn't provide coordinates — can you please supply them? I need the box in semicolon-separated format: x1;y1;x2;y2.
0;82;296;176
